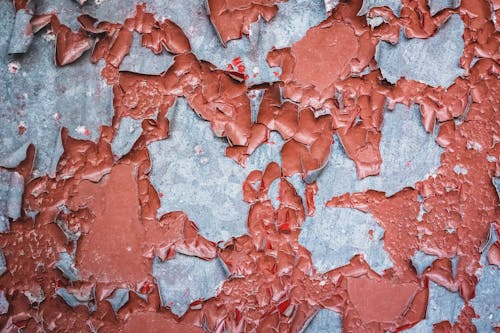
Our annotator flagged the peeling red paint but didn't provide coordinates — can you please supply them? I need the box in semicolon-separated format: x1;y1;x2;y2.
0;0;499;332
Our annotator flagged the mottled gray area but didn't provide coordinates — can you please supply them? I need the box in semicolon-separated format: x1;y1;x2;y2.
299;207;392;274
493;177;500;200
303;309;342;333
120;32;174;75
8;9;33;54
106;288;130;314
0;291;8;315
0;2;113;176
320;104;442;198
56;287;96;311
0;250;6;277
152;254;228;317
429;0;460;16
472;227;500;332
149;98;281;241
323;0;339;13
405;282;464;332
376;14;464;88
0;169;24;232
55;252;79;282
472;265;500;332
412;251;438;276
111;116;144;160
358;0;402;16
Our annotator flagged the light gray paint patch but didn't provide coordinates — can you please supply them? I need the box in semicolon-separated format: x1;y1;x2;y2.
358;0;402;16
0;250;6;277
56;286;96;312
376;14;464;88
318;104;442;198
405;282;464;332
472;227;500;332
106;288;130;314
412;251;438;276
148;98;281;242
111;116;144;160
429;0;460;16
8;9;33;54
471;265;500;332
55;252;79;282
0;169;24;233
120;32;174;75
493;177;500;200
303;309;342;333
152;254;228;317
299;207;392;274
0;290;8;314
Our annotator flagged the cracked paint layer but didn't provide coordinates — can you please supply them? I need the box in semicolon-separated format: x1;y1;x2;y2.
0;0;498;332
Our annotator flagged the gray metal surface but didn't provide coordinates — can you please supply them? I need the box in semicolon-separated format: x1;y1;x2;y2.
303;309;342;333
299;207;392;274
106;288;130;314
0;169;24;232
358;0;402;16
148;98;285;242
405;282;464;332
152;254;228;317
376;14;464;88
319;104;442;199
429;0;460;16
111;116;144;160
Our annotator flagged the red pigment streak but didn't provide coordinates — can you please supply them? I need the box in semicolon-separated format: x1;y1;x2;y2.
0;0;498;332
17;123;26;135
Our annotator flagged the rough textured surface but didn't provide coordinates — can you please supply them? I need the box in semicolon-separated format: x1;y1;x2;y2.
0;0;498;332
304;309;343;332
299;207;392;274
376;14;464;88
152;254;228;316
405;282;465;332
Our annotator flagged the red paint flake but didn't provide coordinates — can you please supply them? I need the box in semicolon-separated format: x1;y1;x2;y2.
278;223;290;233
227;63;234;71
139;282;153;294
166;246;176;260
158;192;164;198
273;71;280;77
8;62;19;74
84;128;91;136
55;280;65;289
190;299;203;310
277;298;291;314
406;160;411;168
232;56;242;66
18;123;26;135
368;229;374;240
244;74;249;80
